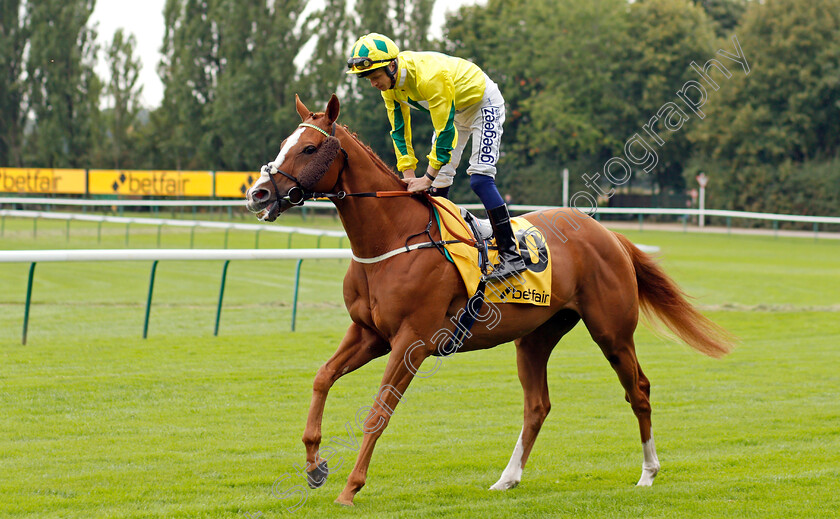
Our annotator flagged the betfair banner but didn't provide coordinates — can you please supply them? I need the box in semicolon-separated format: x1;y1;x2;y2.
215;171;258;198
0;168;260;197
0;168;86;194
89;170;214;197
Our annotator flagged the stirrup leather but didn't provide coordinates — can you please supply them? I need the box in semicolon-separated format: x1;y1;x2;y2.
484;205;527;281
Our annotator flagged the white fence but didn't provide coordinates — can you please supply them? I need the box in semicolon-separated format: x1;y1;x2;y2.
0;248;351;263
4;197;837;344
4;201;837;250
0;209;346;236
3;196;839;228
1;248;351;345
512;205;840;225
0;209;346;248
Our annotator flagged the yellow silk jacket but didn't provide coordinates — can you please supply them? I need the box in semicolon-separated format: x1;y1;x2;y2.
381;51;486;171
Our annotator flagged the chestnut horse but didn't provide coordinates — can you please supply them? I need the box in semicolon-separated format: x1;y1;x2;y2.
245;94;733;507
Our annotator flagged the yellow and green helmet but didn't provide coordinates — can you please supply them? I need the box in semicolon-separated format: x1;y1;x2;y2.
346;33;400;75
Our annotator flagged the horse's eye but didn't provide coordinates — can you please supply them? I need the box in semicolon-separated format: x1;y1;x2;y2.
302;145;317;155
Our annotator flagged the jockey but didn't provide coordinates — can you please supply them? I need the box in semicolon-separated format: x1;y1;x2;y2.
346;33;526;281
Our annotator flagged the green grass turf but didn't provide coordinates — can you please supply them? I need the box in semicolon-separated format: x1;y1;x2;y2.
1;212;839;518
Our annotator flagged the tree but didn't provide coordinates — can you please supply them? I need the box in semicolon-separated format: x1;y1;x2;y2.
0;0;30;167
441;0;634;203
439;0;726;204
24;0;101;168
205;0;301;171
103;28;142;168
141;0;432;174
296;0;353;107
692;0;749;37
621;0;717;192
687;0;840;213
157;0;219;169
157;0;309;171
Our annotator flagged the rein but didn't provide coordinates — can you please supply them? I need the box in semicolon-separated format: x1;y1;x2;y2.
264;122;479;252
312;189;479;248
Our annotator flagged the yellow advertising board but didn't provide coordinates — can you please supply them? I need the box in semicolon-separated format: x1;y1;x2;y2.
215;171;258;199
88;170;213;197
0;168;86;194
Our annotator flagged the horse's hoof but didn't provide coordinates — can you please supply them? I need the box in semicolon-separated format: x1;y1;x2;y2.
489;479;519;490
334;497;354;507
636;465;659;486
307;460;329;489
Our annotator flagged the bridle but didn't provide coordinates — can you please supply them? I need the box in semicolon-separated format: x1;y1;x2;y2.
262;122;349;206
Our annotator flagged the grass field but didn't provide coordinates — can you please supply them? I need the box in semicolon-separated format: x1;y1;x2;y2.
1;212;839;518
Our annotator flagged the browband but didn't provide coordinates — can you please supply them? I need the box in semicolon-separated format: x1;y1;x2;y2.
299;122;334;138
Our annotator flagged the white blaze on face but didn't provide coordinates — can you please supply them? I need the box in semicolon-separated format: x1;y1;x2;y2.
250;127;306;195
271;126;305;171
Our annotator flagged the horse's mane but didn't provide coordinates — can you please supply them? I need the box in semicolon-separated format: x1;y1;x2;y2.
340;125;401;180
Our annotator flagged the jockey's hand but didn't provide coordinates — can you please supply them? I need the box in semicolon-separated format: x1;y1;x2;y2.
404;165;440;193
406;175;433;192
401;169;417;181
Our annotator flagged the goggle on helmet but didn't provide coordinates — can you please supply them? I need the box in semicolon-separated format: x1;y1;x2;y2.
346;33;399;75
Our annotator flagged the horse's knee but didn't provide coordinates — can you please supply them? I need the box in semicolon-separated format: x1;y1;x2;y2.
313;365;334;393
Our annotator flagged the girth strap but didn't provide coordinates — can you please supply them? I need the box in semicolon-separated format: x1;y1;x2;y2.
441;279;487;354
351;241;452;264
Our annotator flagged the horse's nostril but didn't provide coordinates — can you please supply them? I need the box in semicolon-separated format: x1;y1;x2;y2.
254;189;267;200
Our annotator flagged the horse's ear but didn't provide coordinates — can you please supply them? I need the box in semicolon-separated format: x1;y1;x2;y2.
325;94;340;125
295;94;310;121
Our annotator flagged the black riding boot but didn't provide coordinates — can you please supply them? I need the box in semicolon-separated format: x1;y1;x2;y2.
485;204;527;281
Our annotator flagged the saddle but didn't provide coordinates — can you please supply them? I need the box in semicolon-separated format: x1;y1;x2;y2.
460;207;494;242
432;196;551;306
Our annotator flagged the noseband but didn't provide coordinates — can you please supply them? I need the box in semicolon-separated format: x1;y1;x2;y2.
262;122;349;206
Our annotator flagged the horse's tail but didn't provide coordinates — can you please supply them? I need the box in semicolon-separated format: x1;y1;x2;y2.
614;232;735;358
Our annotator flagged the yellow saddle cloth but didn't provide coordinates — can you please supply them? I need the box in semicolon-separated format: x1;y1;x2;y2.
432;197;552;306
